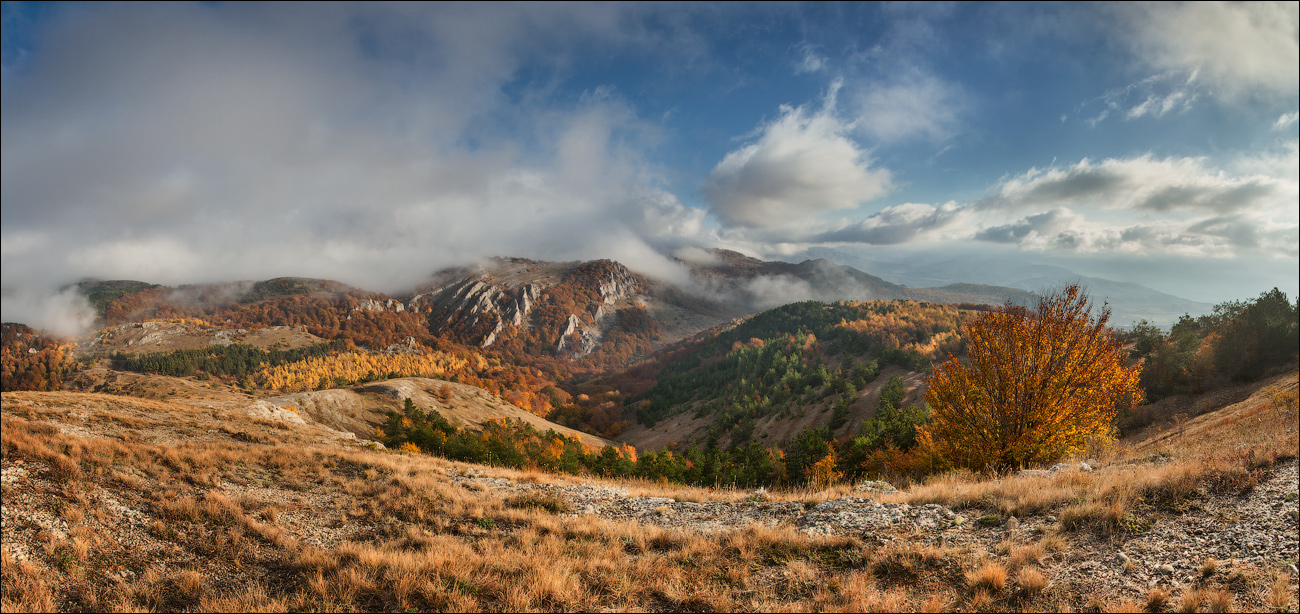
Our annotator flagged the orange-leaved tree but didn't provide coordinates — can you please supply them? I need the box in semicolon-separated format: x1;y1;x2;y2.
922;285;1142;471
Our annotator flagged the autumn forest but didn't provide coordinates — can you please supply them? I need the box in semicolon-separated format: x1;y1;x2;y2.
2;262;1297;489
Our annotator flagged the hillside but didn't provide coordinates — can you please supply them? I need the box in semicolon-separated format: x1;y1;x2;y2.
40;254;1047;443
613;300;981;451
2;371;1296;612
268;377;612;448
87;321;325;356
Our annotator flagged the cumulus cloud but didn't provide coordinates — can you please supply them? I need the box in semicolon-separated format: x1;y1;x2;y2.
703;85;892;228
807;151;1298;262
817;201;965;244
978;155;1290;215
1117;2;1299;101
975;208;1079;245
965;153;1297;258
972;209;1298;259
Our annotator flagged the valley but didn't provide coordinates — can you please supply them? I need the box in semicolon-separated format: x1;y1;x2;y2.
2;252;1297;612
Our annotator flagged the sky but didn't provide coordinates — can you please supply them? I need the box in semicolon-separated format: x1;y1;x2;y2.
2;2;1297;333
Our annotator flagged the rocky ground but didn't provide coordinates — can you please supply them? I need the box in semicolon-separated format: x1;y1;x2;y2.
448;458;1300;607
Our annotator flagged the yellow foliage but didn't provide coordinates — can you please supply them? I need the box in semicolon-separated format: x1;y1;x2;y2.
835;301;975;359
923;285;1142;471
253;351;478;392
808;447;843;489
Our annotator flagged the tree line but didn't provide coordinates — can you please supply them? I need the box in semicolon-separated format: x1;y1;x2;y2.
111;340;348;379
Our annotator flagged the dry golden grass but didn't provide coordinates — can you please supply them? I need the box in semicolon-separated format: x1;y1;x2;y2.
1008;542;1045;571
1199;558;1218;579
1106;598;1147;612
966;560;1008;593
1016;567;1046;599
1146;584;1171;612
1267;570;1294;610
2;370;1296;613
2;401;982;612
1205;588;1233;613
1178;587;1210;613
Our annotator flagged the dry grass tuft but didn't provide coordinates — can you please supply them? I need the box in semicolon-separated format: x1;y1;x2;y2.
1016;567;1046;599
1178;587;1209;613
919;592;951;612
505;491;572;515
967;560;1008;594
1268;570;1295;610
1205;588;1232;613
1008;542;1045;571
1108;598;1147;612
1199;558;1218;579
1147;587;1170;612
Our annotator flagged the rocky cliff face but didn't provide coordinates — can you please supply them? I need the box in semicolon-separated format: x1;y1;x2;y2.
412;259;647;355
413;276;549;348
353;298;406;313
565;263;643;354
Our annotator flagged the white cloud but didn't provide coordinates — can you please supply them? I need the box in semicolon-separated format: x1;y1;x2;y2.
1076;71;1199;127
818;201;966;244
850;70;963;142
801;152;1297;262
1118;2;1299;101
1275;111;1300;130
0;2;722;305
793;42;828;74
980;155;1291;215
703;86;892;228
1125;88;1196;120
0;286;96;337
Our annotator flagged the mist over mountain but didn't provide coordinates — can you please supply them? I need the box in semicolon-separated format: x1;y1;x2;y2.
799;247;1215;327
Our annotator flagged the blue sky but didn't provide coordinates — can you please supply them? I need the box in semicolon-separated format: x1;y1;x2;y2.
2;2;1297;331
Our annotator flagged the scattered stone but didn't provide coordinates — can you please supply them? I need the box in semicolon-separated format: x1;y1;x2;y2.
853;480;897;493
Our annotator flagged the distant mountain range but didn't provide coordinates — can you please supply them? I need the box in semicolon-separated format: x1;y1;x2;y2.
799;247;1214;327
